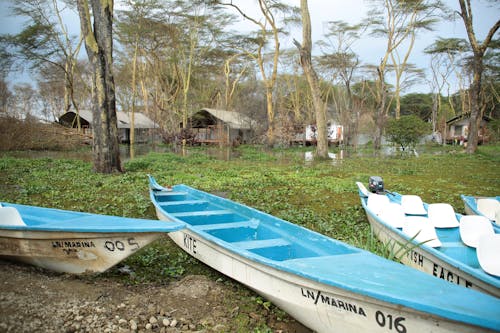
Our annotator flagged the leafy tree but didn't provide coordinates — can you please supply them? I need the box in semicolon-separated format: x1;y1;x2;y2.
386;114;430;150
366;0;444;149
2;0;83;116
399;93;433;120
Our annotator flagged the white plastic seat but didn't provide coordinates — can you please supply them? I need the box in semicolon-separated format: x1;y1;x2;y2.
427;203;460;228
459;215;494;248
367;194;390;216
0;207;26;226
477;233;500;277
401;195;427;215
402;216;442;248
379;202;406;228
477;198;500;221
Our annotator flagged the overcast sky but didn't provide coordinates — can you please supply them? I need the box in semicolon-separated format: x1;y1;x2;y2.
1;0;499;93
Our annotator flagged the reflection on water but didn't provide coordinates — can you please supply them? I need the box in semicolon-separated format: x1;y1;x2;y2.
304;151;345;165
120;144;169;161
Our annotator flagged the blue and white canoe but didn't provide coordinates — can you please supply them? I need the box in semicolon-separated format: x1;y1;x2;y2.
149;176;500;333
0;202;184;274
461;195;500;231
356;182;500;298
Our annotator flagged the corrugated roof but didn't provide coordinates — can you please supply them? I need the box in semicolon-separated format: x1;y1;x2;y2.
199;108;255;129
61;110;157;129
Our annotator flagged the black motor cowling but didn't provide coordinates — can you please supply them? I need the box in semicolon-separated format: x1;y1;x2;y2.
369;176;384;193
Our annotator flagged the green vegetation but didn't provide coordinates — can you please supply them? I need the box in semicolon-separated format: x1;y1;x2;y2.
1;144;499;330
385;115;431;151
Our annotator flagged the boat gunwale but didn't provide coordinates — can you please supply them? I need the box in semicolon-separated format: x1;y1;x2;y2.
0;202;185;233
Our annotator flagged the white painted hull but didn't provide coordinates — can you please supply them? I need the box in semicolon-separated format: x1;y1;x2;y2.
364;213;499;298
0;229;162;274
156;209;490;333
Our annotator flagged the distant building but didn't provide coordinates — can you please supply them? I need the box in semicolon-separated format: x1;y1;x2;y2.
59;110;159;143
292;122;344;146
184;108;256;145
445;113;492;144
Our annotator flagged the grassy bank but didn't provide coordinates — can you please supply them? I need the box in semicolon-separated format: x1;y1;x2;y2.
1;144;499;330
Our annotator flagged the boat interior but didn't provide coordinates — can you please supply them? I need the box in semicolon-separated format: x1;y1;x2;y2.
359;186;500;277
154;189;357;262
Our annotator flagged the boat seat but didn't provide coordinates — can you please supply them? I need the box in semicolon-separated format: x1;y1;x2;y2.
193;220;257;231
379;202;406;228
476;233;500;277
402;216;442;247
155;191;188;197
0;207;26;226
427;203;460;228
459;215;494;248
401;195;427;215
232;238;291;250
477;198;500;221
160;200;207;206
170;210;232;218
367;194;390;216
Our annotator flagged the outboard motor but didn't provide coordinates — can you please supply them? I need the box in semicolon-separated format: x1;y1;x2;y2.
369;176;384;193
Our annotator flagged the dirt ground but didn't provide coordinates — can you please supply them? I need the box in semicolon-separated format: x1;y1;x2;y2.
0;260;312;333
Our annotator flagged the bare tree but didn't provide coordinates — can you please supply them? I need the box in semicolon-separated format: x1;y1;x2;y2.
317;20;363;146
76;0;122;173
219;0;298;146
457;0;499;153
425;37;468;141
293;0;328;157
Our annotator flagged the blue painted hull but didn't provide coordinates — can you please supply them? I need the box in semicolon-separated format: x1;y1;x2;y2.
149;176;500;333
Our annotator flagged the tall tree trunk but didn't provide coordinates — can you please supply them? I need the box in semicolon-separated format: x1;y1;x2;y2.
458;0;500;153
295;0;328;158
77;0;122;173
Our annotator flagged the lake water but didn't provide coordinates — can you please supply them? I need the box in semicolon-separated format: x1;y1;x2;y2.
2;144;417;164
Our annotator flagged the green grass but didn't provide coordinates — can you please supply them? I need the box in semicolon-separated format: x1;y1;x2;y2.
1;144;499;331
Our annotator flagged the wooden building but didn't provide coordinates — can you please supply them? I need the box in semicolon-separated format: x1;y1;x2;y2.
445;113;492;145
58;110;159;143
185;108;255;145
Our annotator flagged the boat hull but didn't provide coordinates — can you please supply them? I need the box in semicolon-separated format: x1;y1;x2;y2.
0;229;162;274
155;208;491;333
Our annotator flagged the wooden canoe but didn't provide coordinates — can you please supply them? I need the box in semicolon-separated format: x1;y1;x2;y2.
461;195;500;231
0;202;184;274
356;182;500;298
149;176;500;333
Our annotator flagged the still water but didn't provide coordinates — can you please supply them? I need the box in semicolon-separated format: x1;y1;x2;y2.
3;144;411;164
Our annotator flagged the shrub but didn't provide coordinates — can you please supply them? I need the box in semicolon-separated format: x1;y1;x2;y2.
386;115;430;150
